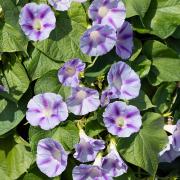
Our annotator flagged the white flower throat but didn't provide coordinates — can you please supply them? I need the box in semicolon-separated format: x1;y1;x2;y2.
33;19;42;31
98;6;109;17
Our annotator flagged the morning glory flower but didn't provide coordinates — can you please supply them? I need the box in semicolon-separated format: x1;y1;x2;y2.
88;0;126;30
19;3;56;41
116;21;133;59
101;140;128;177
172;120;180;151
72;164;112;180
72;153;112;180
107;61;141;100
0;85;5;92
74;129;105;162
73;0;87;2
164;124;176;134
159;136;180;163
103;101;142;137
80;24;116;56
58;59;85;87
26;93;68;130
48;0;72;11
36;138;68;177
66;86;100;115
100;89;117;107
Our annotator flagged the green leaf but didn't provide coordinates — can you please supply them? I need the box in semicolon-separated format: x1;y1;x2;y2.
0;87;32;136
34;70;61;94
85;111;105;137
143;40;180;85
85;51;119;78
124;0;151;18
34;2;91;63
144;0;180;38
166;38;180;56
3;54;30;101
0;135;33;180
21;166;54;180
24;48;61;81
130;55;151;78
34;70;71;99
130;90;155;111
0;0;28;52
129;38;142;61
29;121;79;154
148;57;180;85
0;99;24;136
172;26;180;39
143;40;178;59
117;112;168;175
152;82;176;113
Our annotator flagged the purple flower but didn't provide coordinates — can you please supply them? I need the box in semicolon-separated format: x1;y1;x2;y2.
164;124;176;134
100;89;118;107
66;86;100;115
48;0;72;11
103;101;142;137
26;93;68;130
172;120;180;151
0;85;5;92
74;129;105;162
101;143;128;177
72;164;112;180
159;136;180;163
36;138;68;177
73;0;87;2
116;21;133;59
19;3;56;41
107;61;141;100
80;24;116;56
58;59;85;87
88;0;126;30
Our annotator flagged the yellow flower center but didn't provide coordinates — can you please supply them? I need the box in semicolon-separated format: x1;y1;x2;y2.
76;90;87;100
98;6;109;17
90;167;101;176
33;19;42;31
65;66;76;76
113;78;122;89
116;116;125;127
90;30;100;41
43;108;52;118
52;149;61;161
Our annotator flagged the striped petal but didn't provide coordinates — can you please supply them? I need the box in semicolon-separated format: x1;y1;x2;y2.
26;93;68;130
101;145;128;177
72;164;112;180
58;59;85;87
116;21;133;59
107;61;141;100
74;129;105;162
80;24;116;56
48;0;72;11
66;86;100;115
103;101;142;137
89;0;126;30
19;3;56;41
37;138;68;177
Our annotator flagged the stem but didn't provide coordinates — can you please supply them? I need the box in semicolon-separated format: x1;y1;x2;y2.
87;56;99;68
169;89;178;111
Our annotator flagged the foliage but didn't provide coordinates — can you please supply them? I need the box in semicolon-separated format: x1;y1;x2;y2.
0;0;180;179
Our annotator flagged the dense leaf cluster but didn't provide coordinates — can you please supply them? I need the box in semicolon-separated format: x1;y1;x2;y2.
0;0;180;179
